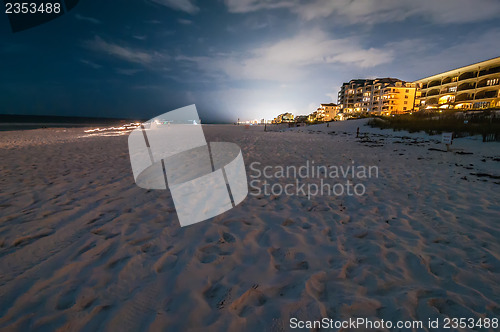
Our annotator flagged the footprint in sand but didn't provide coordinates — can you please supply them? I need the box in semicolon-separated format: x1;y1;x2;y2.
55;284;80;310
195;231;237;264
229;284;267;317
268;247;309;271
203;283;232;310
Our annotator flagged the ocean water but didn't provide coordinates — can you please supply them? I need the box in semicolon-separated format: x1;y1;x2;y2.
0;115;138;131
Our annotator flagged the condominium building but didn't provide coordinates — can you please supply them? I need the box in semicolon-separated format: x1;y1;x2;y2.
337;78;417;115
371;78;417;115
317;103;342;121
414;56;500;111
338;79;373;112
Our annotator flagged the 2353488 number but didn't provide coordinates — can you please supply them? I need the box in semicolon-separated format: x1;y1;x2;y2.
443;317;498;329
5;2;61;14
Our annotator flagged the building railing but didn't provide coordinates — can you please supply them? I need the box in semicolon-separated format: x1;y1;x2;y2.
439;80;458;87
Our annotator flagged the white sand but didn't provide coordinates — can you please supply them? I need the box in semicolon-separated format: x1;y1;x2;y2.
0;120;499;331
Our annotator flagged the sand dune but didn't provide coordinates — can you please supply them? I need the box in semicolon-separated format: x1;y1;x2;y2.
0;120;499;331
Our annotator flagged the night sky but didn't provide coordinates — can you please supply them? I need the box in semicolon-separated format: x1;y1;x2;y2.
1;0;500;122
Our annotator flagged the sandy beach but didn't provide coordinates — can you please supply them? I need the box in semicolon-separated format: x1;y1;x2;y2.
0;119;499;331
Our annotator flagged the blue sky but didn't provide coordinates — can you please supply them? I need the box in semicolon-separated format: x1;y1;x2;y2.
1;0;500;122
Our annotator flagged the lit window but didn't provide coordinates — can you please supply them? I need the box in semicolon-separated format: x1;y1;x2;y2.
487;78;499;86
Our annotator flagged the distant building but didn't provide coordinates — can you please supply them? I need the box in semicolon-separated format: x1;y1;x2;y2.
337;78;416;115
413;56;500;111
314;108;326;122
272;112;294;124
294;115;308;123
318;103;342;121
307;112;317;122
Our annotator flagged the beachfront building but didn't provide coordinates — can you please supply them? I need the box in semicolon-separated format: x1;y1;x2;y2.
314;108;325;122
337;78;417;115
295;115;308;124
318;103;342;121
414;56;500;111
338;79;374;113
371;78;417;115
272;112;294;124
306;110;323;123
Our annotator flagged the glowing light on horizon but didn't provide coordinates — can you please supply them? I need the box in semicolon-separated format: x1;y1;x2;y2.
83;122;142;133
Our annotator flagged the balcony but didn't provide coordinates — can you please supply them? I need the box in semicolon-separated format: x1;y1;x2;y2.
440;87;454;94
458;71;477;81
478;66;500;77
457;82;476;92
428;80;441;88
475;89;499;100
456;92;474;102
427;89;440;96
426;97;439;105
441;76;455;85
477;78;500;89
439;95;455;104
454;102;473;110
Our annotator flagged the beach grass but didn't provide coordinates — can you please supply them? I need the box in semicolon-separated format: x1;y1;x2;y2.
368;109;500;140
